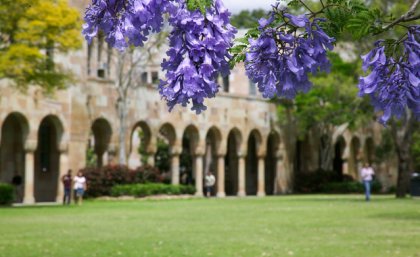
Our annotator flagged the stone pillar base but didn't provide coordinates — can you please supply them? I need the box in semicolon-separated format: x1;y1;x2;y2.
23;196;35;205
257;191;266;197
237;191;246;197
216;192;226;198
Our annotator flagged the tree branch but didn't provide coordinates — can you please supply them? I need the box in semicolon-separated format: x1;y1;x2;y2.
383;0;420;30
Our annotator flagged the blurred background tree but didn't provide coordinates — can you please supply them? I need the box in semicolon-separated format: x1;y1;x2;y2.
0;0;82;92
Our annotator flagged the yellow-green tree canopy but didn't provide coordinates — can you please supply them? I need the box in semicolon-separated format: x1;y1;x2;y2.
0;0;82;91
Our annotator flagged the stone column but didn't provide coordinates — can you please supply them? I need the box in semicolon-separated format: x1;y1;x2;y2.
194;154;204;197
216;155;226;197
147;150;156;167
257;156;266;197
237;154;246;197
23;149;35;204
342;159;349;176
171;153;180;185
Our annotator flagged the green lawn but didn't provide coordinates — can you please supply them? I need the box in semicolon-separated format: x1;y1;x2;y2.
0;195;419;257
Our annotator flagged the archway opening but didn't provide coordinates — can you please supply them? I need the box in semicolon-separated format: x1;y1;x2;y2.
0;113;28;203
205;127;221;196
265;131;279;195
225;129;241;196
128;121;151;168
89;118;112;167
180;126;199;186
35;116;62;202
246;132;259;195
333;136;346;181
156;123;176;183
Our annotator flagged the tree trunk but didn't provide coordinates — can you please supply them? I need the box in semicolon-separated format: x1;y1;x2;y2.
117;97;128;165
392;113;416;198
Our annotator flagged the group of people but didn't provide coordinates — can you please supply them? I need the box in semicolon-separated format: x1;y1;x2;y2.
61;170;87;205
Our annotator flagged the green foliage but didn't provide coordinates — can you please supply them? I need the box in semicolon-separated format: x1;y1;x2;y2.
111;183;196;197
155;138;171;173
137;130;149;165
85;146;97;168
186;0;212;14
0;0;82;92
278;53;373;136
375;130;395;162
320;181;382;193
0;183;14;205
295;169;383;193
230;9;267;28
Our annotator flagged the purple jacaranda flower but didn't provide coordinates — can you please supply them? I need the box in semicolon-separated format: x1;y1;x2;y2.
246;12;334;100
358;26;420;124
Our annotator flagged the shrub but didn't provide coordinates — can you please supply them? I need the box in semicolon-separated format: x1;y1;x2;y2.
0;183;14;205
81;164;164;197
111;183;196;198
295;169;383;194
320;181;383;194
295;169;341;193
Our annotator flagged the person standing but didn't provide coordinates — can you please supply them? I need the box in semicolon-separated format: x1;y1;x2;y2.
62;169;72;205
360;163;375;201
73;171;87;205
204;171;216;197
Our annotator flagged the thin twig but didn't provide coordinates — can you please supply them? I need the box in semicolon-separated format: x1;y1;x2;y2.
298;0;314;14
383;0;420;30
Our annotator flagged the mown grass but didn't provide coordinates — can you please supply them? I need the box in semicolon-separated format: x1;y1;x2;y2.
0;195;419;257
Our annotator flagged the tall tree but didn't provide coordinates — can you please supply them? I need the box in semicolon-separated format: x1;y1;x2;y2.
0;0;82;91
114;32;167;165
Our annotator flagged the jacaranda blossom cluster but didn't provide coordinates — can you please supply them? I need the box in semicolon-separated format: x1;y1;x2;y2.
358;26;420;124
159;0;236;113
83;0;168;50
83;0;236;113
245;12;335;99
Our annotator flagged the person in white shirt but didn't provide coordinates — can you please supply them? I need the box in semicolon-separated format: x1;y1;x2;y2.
360;163;375;201
204;171;216;197
73;171;87;205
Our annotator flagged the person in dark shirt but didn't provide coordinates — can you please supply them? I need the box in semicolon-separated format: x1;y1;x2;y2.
62;169;72;205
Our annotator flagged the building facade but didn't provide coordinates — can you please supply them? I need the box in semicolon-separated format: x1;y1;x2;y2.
0;0;397;204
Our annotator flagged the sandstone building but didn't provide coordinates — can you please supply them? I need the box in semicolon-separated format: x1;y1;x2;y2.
0;0;397;204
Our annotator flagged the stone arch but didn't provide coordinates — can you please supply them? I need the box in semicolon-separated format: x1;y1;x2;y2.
204;126;223;196
265;130;281;195
333;136;346;180
0;112;30;203
225;128;243;196
34;115;64;202
128;121;152;168
246;129;262;195
90;118;112;167
180;125;200;186
349;137;361;180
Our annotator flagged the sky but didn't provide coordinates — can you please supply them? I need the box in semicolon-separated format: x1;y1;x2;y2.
223;0;275;14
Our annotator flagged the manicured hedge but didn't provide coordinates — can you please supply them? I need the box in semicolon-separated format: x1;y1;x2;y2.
295;169;383;193
81;164;164;197
111;183;196;198
320;181;382;194
0;183;14;205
